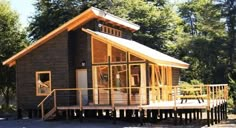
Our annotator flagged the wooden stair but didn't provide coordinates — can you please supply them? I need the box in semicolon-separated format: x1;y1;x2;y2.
43;107;57;120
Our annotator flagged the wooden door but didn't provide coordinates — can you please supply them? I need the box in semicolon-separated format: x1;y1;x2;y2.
76;69;88;105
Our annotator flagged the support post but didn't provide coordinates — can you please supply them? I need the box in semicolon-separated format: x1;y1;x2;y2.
79;110;83;122
179;110;182;124
28;109;32;119
207;109;210;127
41;104;44;120
147;110;151;122
218;105;220;123
140;109;144;126
211;108;214;125
193;109;196;120
196;109;199;120
120;110;124;120
112;109;116;124
174;110;177;125
17;108;22;119
189;111;192;122
159;110;163;120
214;106;217;124
184;111;188;125
226;102;228;120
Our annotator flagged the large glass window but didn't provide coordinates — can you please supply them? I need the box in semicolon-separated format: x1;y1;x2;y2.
111;65;128;104
92;39;108;63
111;47;126;62
130;54;144;62
93;66;109;104
36;71;51;96
111;65;127;88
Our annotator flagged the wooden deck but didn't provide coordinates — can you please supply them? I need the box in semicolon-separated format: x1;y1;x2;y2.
38;84;228;127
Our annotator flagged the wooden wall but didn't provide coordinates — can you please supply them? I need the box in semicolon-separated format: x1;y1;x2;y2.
172;68;180;86
16;31;70;109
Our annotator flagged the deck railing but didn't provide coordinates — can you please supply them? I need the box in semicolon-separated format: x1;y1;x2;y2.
37;84;228;120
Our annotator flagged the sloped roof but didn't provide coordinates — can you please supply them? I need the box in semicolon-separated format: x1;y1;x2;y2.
3;7;140;67
82;28;189;69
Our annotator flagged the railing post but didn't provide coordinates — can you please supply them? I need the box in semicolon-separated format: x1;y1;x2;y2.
174;86;177;110
139;87;142;106
207;85;210;110
111;87;114;109
54;90;57;108
41;104;44;120
79;90;82;111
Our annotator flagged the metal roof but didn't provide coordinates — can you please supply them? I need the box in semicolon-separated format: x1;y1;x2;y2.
83;29;189;69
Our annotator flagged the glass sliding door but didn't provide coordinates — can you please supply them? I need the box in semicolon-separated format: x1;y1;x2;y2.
130;64;147;105
93;66;109;105
111;65;128;104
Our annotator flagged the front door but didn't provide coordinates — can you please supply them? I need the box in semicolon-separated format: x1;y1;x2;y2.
76;69;88;105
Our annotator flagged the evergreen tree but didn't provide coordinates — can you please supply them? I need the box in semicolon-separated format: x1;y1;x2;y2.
0;0;27;108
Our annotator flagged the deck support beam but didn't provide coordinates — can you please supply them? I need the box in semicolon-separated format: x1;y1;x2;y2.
112;109;116;124
164;110;168;119
159;110;163;120
126;110;132;121
214;106;218;124
17;108;22;119
179;110;183;124
174;110;177;125
207;109;210;127
28;109;32;119
221;104;223;121
193;109;196;120
211;108;214;125
196;109;199;120
218;105;220;123
147;110;151;122
200;109;203;120
184;111;188;125
189;110;192;122
79;110;83;122
140;109;144;126
225;102;228;120
120;110;124;119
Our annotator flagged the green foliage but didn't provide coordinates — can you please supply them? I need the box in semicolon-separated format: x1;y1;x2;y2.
29;0;185;52
0;0;27;108
28;0;82;41
228;75;236;102
179;0;226;38
227;97;235;113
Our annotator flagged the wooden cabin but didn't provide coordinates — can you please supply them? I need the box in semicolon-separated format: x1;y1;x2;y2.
2;7;228;126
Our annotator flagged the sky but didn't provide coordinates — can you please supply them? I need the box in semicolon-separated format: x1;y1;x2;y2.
9;0;35;27
9;0;186;28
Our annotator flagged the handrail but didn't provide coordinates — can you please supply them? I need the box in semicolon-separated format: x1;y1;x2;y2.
37;84;228;120
37;89;56;107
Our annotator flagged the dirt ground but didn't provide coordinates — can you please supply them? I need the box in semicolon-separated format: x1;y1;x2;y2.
0;114;235;128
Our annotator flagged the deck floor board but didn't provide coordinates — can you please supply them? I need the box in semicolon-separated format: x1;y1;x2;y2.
57;99;225;110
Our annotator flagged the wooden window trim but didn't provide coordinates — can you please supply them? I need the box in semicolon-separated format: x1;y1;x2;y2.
36;71;52;96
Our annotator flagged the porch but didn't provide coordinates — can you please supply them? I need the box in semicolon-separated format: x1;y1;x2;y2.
38;84;228;127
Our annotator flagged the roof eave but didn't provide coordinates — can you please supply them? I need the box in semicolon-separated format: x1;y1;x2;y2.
90;7;140;31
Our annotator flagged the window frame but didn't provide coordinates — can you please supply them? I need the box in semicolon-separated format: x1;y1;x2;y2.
35;71;52;96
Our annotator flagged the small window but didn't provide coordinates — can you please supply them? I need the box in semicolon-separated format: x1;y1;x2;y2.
101;25;122;37
36;71;51;96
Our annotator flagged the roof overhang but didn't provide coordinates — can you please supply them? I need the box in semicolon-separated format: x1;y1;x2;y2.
2;7;140;67
82;28;189;69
